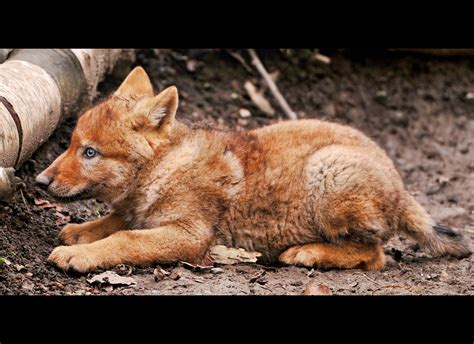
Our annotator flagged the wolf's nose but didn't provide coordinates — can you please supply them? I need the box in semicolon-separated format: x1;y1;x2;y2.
35;173;52;187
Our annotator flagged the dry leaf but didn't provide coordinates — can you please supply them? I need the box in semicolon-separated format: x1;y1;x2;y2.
55;212;71;225
303;281;333;295
34;198;71;225
0;257;11;266
244;81;275;116
209;245;262;265
34;198;59;209
249;270;267;283
87;271;136;288
153;267;170;282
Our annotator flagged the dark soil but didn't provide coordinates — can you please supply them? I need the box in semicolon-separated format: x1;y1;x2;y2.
1;49;473;295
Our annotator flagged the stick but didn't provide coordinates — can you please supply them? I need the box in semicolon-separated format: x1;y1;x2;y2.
247;49;298;120
226;50;253;74
361;273;384;287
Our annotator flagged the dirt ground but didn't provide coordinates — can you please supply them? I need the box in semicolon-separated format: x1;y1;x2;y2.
1;49;473;295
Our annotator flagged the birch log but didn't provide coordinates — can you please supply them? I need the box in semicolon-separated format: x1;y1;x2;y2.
0;49;136;201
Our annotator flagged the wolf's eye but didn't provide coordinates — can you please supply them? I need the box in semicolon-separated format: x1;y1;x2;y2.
84;147;97;159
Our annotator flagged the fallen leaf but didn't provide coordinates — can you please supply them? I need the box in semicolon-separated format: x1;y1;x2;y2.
244;81;275;116
209;245;262;265
303;281;333;295
86;271;136;288
55;212;71;225
34;198;71;225
198;251;215;266
249;270;266;283
0;257;11;266
115;264;134;276
34;198;59;209
153;268;167;282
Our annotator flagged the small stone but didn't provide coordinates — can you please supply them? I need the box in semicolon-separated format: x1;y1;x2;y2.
186;59;197;72
168;270;181;281
14;264;26;272
211;267;224;274
290;280;304;287
464;92;474;101
390;111;408;126
239;108;251;118
103;285;114;292
375;90;387;100
237;118;249;126
303;281;333;295
459;145;469;154
21;281;34;291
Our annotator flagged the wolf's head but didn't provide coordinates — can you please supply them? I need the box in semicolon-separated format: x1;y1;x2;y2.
36;67;179;204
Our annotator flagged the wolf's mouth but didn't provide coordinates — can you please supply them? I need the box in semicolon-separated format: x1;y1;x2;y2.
47;187;93;203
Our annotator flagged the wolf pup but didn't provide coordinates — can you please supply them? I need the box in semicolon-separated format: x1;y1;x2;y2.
36;67;471;273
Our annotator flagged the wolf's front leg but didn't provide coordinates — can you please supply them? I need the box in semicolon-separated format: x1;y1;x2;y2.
48;223;212;273
59;213;127;245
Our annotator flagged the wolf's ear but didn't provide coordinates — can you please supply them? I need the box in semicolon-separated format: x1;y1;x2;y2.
146;86;178;134
114;66;153;99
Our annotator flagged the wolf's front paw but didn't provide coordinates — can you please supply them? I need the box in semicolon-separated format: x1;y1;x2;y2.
279;245;323;267
59;223;100;245
48;245;99;273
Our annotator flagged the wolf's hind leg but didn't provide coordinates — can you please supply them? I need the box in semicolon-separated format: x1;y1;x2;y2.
59;213;126;245
279;241;386;271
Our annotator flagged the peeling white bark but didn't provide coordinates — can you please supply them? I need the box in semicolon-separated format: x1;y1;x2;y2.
0;103;19;167
71;49;135;100
0;60;62;166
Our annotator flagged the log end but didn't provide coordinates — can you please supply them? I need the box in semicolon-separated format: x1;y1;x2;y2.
0;167;16;201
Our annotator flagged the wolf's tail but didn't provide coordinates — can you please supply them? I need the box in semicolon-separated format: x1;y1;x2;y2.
399;194;471;258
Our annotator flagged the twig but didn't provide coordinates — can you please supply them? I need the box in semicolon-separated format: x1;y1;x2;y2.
226;50;253;74
371;284;413;295
19;189;30;212
361;273;384;287
247;49;298;120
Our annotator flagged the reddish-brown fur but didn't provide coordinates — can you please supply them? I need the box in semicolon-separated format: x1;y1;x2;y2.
37;67;471;273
